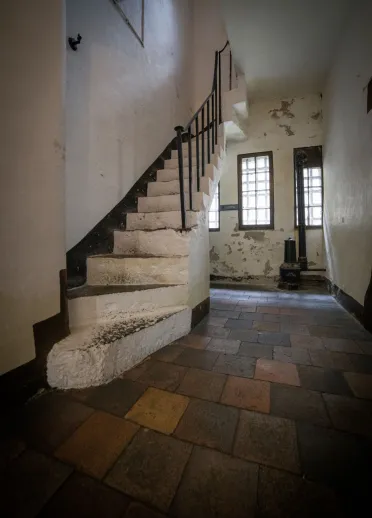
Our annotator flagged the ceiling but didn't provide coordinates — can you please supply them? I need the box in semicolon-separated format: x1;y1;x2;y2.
220;0;353;99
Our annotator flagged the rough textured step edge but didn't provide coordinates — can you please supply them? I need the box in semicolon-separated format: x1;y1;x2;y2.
157;163;218;183
126;211;199;231
47;306;191;389
113;228;191;257
137;192;208;213
164;152;220;170
68;284;188;329
175;143;224;159
87;255;189;286
147;176;212;197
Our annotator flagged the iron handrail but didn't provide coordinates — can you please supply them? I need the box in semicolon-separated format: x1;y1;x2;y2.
174;41;232;229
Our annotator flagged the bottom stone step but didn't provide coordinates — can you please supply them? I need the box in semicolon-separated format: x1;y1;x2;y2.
47;306;191;389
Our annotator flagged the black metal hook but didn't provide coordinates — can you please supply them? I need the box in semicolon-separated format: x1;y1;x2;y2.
68;34;82;52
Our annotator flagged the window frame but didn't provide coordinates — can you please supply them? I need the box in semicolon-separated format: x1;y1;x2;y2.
208;182;220;232
237;151;275;231
293;146;324;229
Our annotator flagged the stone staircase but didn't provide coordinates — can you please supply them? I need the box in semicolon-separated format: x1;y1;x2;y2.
47;126;226;389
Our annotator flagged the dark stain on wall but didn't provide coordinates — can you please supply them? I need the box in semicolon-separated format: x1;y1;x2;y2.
263;260;273;276
244;231;266;241
311;110;322;121
279;124;295;136
269;99;295;119
210;246;220;261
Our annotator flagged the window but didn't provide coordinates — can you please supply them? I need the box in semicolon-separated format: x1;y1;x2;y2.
294;147;323;228
238;151;274;229
209;183;220;231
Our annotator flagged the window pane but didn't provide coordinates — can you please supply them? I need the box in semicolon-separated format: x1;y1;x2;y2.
294;153;323;227
239;153;272;228
209;183;220;230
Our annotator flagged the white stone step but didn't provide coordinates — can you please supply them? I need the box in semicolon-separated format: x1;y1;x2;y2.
126;211;199;231
47;306;191;389
147;176;211;197
164;152;220;170
87;254;189;286
68;283;188;329
137;192;209;213
157;163;217;183
114;228;191;257
175;143;224;159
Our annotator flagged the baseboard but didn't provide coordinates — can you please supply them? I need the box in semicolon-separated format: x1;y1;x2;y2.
0;269;70;410
191;297;210;328
325;278;366;327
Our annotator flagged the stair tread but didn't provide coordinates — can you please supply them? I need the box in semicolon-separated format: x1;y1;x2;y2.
53;306;188;349
88;253;187;260
68;283;181;300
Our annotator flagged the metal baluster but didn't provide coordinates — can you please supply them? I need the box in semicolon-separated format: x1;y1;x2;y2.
219;51;222;123
207;99;211;163
201;107;205;177
211;92;215;155
229;49;232;90
214;74;218;145
187;126;192;211
175;126;186;230
195;115;200;191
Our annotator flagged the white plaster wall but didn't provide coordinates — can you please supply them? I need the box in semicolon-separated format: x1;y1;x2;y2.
210;95;324;280
192;0;228;111
323;0;372;305
0;1;66;373
65;0;193;250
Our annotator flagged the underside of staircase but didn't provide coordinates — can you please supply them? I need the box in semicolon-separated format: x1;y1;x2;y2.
48;127;226;389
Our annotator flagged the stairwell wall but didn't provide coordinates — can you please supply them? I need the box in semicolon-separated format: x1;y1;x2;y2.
322;0;372;306
65;0;193;250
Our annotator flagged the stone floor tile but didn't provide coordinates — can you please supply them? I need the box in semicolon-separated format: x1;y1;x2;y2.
204;316;228;327
211;302;236;311
280;322;310;335
85;379;147;417
1;449;72;518
137;361;187;391
228;329;259;342
213;353;255;378
55;411;139;479
151;344;185;363
233;411;300;473
18;392;94;454
343;372;372;400
170;446;258;518
238;305;257;313
0;436;25;472
38;472;130;518
257;306;280;314
253;321;280;332
239;342;273;359
323;393;372;437
255;358;300;386
225;318;253;329
173;348;219;370
290;334;324;350
105;429;192;512
270;384;331;427
239;311;264;321
206;337;240;354
125;388;189;434
121;358;153;381
257;465;345;518
298;365;352;396
174;399;239;453
322;337;363;354
356;340;372;355
309;325;367;340
273;346;311;365
297;422;372;511
309;349;353;370
175;334;211;349
191;324;230;338
258;332;291;346
348;353;372;373
177;368;226;402
221;376;270;413
210;309;241;319
124;502;167;517
262;313;284;322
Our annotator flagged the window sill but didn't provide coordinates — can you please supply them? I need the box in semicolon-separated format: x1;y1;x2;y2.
209;228;220;232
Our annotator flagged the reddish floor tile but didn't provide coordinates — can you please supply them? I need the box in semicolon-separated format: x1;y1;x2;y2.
175;334;212;349
55;411;139;479
290;334;324;350
253;321;280;332
255;359;300;386
343;372;372;400
151;344;185;363
221;376;270;413
121;359;152;381
177;368;226;402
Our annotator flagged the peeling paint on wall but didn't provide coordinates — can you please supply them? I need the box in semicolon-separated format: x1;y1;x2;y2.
269;99;295;119
210;246;219;261
279;124;295;136
244;231;266;241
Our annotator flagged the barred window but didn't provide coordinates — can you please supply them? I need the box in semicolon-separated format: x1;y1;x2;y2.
238;152;274;229
294;147;323;228
209;183;220;231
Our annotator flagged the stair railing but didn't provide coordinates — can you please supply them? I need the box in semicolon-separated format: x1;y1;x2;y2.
174;41;232;229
